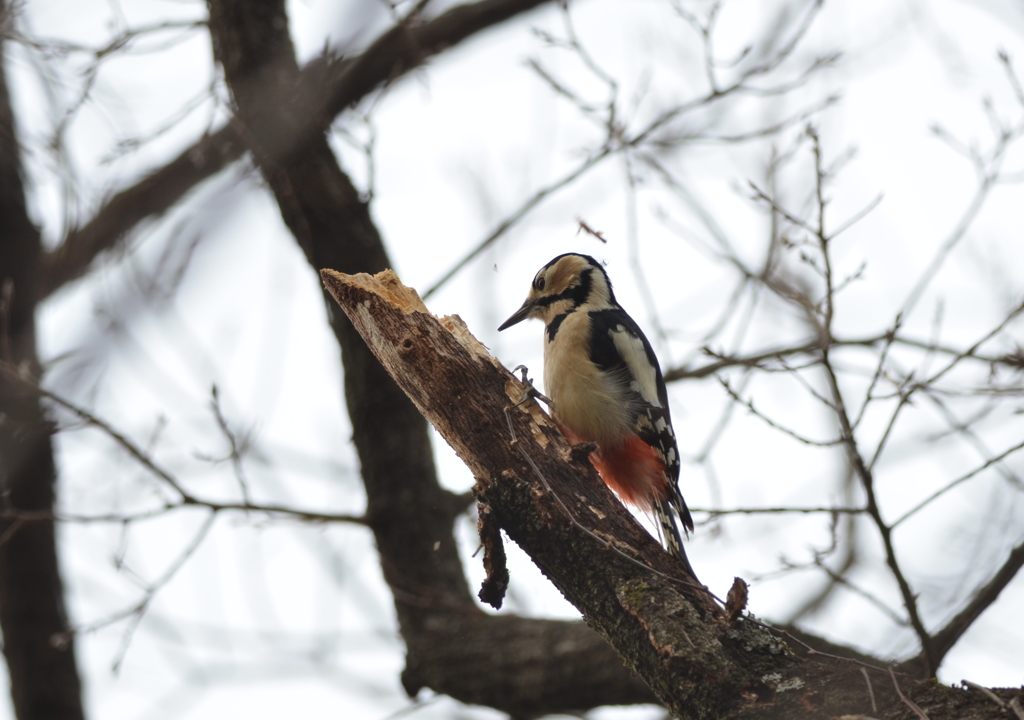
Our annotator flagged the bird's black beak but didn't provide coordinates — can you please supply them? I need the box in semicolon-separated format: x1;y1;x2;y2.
498;299;535;331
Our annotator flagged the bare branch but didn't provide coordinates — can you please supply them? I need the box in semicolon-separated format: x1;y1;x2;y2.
40;0;556;299
206;385;253;504
925;536;1024;668
423;146;612;299
693;505;865;517
1;362;369;526
719;377;843;447
40;126;246;298
889;666;932;720
424;1;836;298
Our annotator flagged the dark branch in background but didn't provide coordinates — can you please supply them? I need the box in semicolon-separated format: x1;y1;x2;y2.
39;0;554;300
40;126;246;298
0;6;86;716
319;0;556;123
693;505;865;517
902;536;1024;677
0;360;369;527
664;332;1024;382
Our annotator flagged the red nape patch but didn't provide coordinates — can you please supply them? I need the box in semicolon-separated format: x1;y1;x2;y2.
589;436;668;512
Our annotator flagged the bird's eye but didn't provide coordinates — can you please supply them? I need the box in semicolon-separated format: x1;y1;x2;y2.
534;276;546;291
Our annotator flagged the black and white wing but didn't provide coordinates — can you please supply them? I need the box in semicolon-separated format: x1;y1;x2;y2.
588;308;694;536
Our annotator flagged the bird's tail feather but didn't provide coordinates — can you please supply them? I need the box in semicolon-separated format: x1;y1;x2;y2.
653;498;698;582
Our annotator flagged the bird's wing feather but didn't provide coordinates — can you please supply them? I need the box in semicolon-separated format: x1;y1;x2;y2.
587;310;682;485
588;309;692;533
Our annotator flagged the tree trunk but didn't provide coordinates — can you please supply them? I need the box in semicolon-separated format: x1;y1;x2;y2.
0;9;86;719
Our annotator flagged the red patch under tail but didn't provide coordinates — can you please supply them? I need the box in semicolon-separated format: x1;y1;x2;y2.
588;435;668;513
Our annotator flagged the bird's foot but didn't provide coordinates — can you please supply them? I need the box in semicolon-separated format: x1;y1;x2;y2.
511;364;552;408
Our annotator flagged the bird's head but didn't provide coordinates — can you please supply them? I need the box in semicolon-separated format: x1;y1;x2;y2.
498;253;617;330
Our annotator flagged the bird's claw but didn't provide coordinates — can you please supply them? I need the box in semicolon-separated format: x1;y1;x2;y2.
511;365;552;408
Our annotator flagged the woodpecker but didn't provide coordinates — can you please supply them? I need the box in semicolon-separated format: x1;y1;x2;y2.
499;253;697;579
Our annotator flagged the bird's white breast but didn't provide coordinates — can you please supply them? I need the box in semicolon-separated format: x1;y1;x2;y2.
543;312;633;447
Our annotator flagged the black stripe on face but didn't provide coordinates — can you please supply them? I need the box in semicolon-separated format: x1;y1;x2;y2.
567;267;594;306
546;312;569;342
535;267;594;309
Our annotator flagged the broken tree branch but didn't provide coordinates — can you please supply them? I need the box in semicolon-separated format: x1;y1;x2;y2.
320;267;1017;720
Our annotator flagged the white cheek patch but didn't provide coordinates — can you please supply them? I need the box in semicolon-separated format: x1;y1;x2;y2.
610;325;661;407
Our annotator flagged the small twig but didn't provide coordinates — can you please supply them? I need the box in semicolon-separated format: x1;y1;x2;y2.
2;506;175;526
624;152;672;351
818;340;937;674
664;331;1024;383
5;498;365;527
893;438;1024;527
829;193;884;239
1010;696;1024;720
718;378;842;447
187;499;368;525
866;373;916;472
208;385;252;504
748;180;819;235
760;624;889;675
961;680;1006;708
902;89;1024;320
63;510;217;656
889;667;931;720
808;561;908;627
775;355;837;410
861;667;877;713
852;314;903;432
423;148;612;299
694;505;864;516
922;299;1024;390
0;363;193;500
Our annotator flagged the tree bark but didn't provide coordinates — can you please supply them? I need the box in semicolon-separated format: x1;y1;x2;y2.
0;9;86;719
320;267;1023;720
